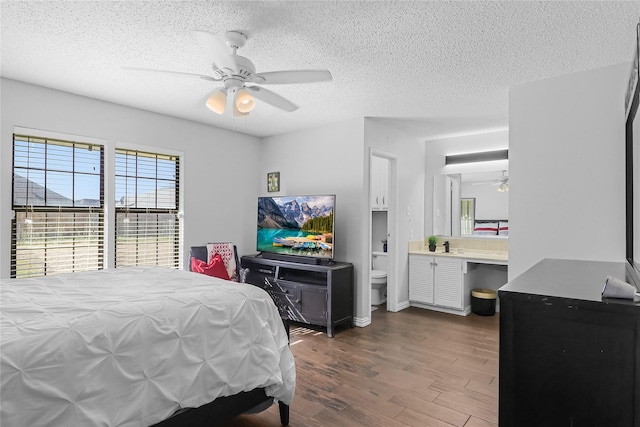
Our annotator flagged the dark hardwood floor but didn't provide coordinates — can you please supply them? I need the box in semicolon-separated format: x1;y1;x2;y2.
224;306;499;427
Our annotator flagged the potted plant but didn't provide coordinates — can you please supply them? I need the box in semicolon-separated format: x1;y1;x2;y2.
428;235;438;252
381;239;387;252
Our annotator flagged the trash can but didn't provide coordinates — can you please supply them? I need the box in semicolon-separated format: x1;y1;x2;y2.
471;289;497;316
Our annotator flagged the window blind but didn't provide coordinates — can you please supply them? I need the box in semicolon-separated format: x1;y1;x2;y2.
114;148;180;269
11;134;104;278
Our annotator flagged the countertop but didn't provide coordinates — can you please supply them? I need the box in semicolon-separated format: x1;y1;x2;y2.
408;248;508;263
499;258;639;308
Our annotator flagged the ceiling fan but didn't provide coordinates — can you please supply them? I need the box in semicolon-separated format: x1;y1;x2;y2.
129;30;332;117
472;170;510;192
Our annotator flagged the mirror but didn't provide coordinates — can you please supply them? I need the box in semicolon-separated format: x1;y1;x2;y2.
625;21;639;288
433;170;509;237
632;107;639;267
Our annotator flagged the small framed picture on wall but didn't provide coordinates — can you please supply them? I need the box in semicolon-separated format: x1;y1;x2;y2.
267;172;280;192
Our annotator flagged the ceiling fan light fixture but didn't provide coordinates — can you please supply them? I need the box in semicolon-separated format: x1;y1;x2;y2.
205;90;227;114
498;182;509;192
235;88;255;113
232;102;249;118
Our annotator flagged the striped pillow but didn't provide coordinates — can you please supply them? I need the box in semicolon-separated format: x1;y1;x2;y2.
473;222;499;235
498;221;509;236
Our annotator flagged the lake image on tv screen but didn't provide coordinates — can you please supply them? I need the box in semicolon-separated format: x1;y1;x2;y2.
257;195;334;258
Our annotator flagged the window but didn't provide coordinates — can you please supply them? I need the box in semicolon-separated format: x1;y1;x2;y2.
460;198;476;236
11;135;104;278
114;149;180;268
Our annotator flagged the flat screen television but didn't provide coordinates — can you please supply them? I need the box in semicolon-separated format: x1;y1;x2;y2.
257;195;335;262
625;21;640;289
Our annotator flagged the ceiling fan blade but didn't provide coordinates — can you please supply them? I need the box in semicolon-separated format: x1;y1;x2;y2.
193;30;238;73
251;70;332;85
123;66;220;81
246;86;298;112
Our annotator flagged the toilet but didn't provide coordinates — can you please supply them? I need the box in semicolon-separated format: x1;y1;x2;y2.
371;251;388;305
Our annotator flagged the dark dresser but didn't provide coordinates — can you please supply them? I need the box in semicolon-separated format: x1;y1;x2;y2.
499;258;640;427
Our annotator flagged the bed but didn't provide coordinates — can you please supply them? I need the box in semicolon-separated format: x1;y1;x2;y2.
0;266;295;427
472;219;509;236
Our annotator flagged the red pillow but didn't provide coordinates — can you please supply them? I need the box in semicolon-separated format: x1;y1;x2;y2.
191;253;230;280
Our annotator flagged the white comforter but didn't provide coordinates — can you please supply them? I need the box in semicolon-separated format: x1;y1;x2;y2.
0;267;295;427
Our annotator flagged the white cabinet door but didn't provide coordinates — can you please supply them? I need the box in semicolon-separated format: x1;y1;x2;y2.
433;258;463;309
370;155;381;208
379;157;388;210
370;156;389;210
409;255;434;304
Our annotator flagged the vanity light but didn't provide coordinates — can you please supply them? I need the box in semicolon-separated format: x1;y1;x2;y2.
445;149;509;165
498;182;509;192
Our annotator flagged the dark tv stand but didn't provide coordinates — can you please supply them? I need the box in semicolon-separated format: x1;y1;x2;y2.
240;255;354;337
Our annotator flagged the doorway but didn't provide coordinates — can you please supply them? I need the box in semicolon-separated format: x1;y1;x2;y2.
368;150;397;321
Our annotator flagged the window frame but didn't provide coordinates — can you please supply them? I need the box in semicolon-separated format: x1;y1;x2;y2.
113;148;181;269
11;134;105;278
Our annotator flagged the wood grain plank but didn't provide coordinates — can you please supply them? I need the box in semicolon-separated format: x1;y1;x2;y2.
222;307;499;427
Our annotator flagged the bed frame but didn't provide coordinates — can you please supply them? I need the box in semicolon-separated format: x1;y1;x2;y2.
152;388;289;426
472;219;508;236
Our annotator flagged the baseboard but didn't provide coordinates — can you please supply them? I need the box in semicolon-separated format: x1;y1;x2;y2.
410;302;470;316
388;300;410;312
353;316;371;327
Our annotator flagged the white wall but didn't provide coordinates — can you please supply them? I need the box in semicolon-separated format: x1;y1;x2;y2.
424;130;509;234
0;79;262;278
259;118;367;319
258;118;425;324
364;118;425;314
508;63;628;280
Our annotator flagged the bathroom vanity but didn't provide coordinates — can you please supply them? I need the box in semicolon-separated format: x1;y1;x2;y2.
408;238;507;315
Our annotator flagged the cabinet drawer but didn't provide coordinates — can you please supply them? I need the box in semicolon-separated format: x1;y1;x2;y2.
276;280;327;325
256;277;296;318
243;260;276;276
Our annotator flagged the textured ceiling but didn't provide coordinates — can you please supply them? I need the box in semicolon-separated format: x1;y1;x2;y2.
1;1;639;139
